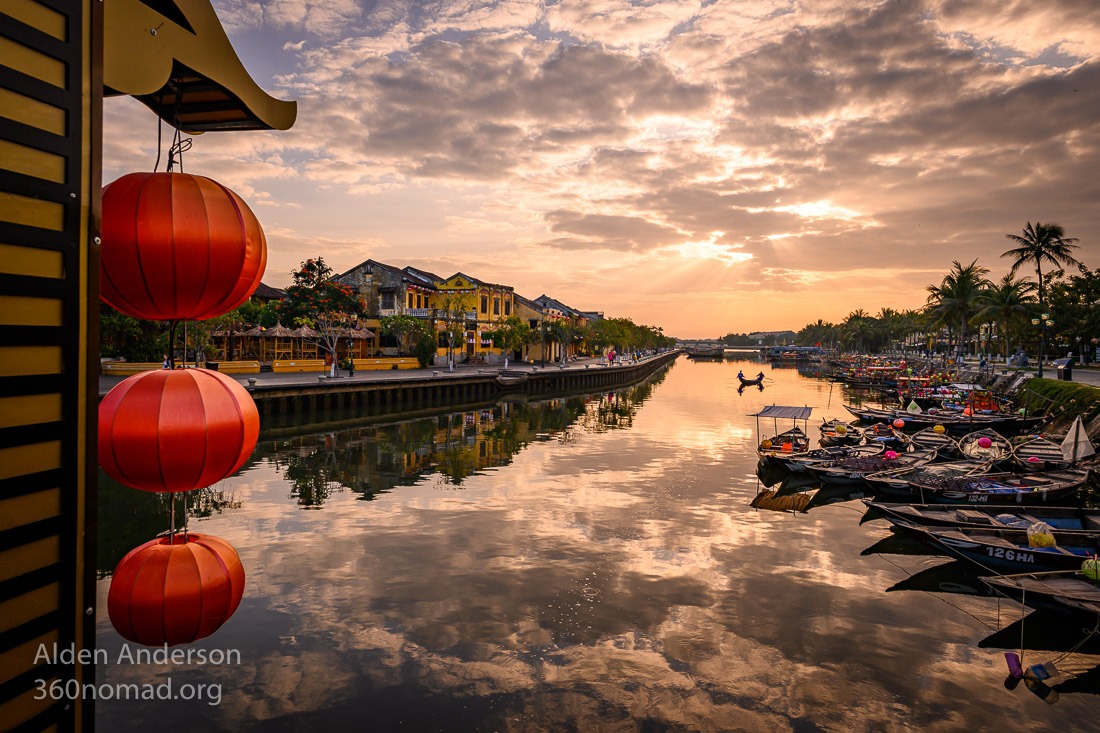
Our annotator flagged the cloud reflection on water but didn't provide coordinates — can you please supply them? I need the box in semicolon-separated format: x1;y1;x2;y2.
96;359;1089;731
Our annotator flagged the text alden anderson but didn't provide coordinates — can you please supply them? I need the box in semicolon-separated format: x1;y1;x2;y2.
35;643;240;666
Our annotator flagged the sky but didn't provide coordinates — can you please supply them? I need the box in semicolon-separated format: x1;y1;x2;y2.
102;0;1100;338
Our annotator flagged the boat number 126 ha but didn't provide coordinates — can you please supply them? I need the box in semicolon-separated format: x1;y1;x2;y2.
986;547;1035;563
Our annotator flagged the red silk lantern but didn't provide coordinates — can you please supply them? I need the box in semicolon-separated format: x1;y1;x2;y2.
100;172;266;320
99;369;259;492
108;533;245;646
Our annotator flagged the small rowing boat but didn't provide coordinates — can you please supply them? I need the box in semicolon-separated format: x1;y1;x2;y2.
863;501;1100;533
900;521;1100;573
904;468;1091;505
982;570;1100;615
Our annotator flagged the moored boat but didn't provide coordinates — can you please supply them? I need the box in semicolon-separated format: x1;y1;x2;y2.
902;522;1100;573
843;404;1047;437
757;426;810;459
903;468;1091;505
818;418;862;447
862;422;912;451
768;442;883;474
863;501;1100;533
862;460;989;498
808;447;938;487
957;428;1012;464
982;570;1100;615
1012;436;1069;471
909;426;961;457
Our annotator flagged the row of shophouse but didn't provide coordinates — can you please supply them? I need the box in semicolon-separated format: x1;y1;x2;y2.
297;259;605;364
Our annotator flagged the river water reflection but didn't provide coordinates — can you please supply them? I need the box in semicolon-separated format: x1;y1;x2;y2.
96;357;1096;731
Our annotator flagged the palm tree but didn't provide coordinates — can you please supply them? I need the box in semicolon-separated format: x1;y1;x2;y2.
971;274;1036;360
842;309;876;354
1002;222;1082;307
925;259;990;358
1002;222;1081;374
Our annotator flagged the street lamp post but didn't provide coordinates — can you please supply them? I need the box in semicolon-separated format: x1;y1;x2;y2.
1032;313;1052;378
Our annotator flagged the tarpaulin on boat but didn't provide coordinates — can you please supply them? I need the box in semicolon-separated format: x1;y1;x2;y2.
749;406;813;420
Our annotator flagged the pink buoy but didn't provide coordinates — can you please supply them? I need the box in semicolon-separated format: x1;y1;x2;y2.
1027;456;1041;464
977;437;993;449
884;450;899;460
1005;652;1023;679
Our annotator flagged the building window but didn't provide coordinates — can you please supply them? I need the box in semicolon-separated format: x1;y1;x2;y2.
504;300;511;316
408;292;415;308
493;298;500;315
381;292;395;310
481;295;488;313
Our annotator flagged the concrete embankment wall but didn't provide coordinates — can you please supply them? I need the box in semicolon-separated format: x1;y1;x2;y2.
1015;378;1100;439
248;352;681;430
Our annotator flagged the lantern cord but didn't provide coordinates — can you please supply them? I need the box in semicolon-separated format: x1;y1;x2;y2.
154;109;163;172
166;135;192;173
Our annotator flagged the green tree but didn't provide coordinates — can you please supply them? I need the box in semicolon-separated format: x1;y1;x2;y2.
277;257;367;371
380;314;430;357
435;291;476;371
841;309;875;353
486;316;531;368
1002;221;1082;311
925;259;990;357
100;305;167;362
971;273;1036;359
1046;265;1100;364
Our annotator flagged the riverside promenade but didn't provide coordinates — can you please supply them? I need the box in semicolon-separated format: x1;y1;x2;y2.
97;354;670;396
99;352;684;429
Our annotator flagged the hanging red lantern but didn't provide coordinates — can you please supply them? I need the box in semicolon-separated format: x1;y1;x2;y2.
99;369;259;493
100;172;267;321
108;533;245;646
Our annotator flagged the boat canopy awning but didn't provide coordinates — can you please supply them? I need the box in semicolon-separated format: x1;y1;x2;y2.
750;406;813;420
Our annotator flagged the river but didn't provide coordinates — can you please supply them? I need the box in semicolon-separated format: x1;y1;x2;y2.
95;356;1096;732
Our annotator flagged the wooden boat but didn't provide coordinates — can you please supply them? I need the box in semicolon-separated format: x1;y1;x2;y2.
752;405;813;461
862;422;911;451
765;442;883;475
1013;436;1070;471
982;570;1100;615
901;521;1100;573
863;501;1100;533
862;460;989;498
687;346;725;360
818;418;862;447
903;468;1091;505
757;426;810;459
808;447;938;487
738;372;765;386
957;429;1012;463
909;426;960;457
843;404;1047;437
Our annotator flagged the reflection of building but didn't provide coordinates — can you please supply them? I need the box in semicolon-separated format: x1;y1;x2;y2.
0;2;295;727
259;385;660;508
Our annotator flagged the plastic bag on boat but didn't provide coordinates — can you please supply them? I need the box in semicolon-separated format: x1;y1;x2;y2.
1027;522;1056;548
994;513;1030;529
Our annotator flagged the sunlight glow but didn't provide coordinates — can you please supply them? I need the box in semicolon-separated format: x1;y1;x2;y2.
772;199;862;221
673;232;753;267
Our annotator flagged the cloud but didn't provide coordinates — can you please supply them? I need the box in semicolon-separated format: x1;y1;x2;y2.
101;0;1100;336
